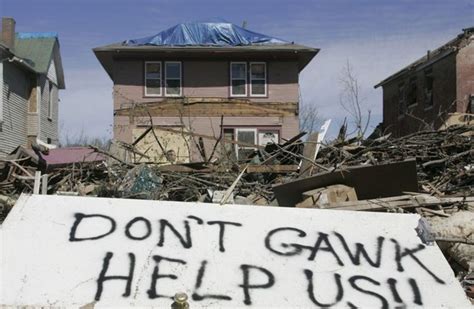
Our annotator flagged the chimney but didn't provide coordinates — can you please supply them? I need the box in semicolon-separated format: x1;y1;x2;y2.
1;17;16;49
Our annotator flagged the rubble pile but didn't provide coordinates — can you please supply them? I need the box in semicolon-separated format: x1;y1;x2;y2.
0;124;473;298
316;124;473;196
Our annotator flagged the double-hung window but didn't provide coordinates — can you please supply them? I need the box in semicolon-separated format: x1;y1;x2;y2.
250;62;267;96
230;62;247;96
165;62;182;96
145;62;162;96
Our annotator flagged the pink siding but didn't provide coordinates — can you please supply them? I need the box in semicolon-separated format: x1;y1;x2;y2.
114;115;299;160
113;60;299;109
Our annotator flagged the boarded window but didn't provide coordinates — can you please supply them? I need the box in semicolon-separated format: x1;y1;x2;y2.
145;62;162;96
230;62;247;96
165;62;182;96
250;63;267;96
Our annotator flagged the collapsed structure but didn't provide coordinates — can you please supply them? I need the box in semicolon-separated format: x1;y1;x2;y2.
93;21;318;163
375;27;473;137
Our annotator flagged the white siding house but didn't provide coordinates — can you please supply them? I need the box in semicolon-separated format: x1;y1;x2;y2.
0;17;65;157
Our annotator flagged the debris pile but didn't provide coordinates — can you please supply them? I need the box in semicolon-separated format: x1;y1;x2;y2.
0;123;473;298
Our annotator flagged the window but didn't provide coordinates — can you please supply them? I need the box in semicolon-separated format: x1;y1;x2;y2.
223;127;280;160
48;80;53;119
407;76;417;106
258;130;279;146
230;62;247;96
398;83;406;116
424;69;434;108
250;62;267;96
145;62;162;96
236;128;257;159
165;62;182;96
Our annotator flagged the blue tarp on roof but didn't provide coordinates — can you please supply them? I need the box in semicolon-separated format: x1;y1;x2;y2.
123;21;288;46
17;32;58;39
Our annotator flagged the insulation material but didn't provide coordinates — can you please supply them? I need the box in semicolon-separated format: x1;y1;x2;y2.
427;211;474;271
0;194;470;308
132;127;190;163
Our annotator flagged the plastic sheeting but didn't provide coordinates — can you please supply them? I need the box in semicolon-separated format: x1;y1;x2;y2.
124;21;288;46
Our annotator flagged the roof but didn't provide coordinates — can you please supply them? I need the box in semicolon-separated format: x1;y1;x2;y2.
5;33;65;89
374;27;474;88
41;147;106;167
93;21;319;79
123;21;288;46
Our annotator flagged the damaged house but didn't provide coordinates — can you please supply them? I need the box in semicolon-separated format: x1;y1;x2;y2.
0;17;65;157
375;27;473;137
93;21;318;162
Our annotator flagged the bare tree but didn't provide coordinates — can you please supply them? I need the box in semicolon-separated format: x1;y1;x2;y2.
299;94;321;134
339;60;371;139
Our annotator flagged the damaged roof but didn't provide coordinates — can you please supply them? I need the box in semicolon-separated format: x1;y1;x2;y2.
374;27;474;88
93;21;319;79
123;21;289;46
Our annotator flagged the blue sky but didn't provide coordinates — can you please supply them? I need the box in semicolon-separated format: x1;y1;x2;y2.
2;0;473;140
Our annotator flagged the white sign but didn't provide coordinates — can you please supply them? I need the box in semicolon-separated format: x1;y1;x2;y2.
0;194;469;307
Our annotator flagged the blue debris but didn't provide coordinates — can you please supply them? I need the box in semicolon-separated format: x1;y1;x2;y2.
123;21;288;47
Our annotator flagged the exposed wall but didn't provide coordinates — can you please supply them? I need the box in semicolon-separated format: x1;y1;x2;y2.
456;39;474;113
0;62;29;156
382;53;457;137
113;59;299;110
114;115;299;161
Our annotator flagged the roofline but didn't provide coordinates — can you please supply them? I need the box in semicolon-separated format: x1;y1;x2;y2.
374;48;456;88
92;44;319;53
93;44;319;80
374;27;473;88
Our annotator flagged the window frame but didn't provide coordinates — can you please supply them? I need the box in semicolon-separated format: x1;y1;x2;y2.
164;61;182;97
235;128;257;159
249;62;267;97
230;62;248;97
398;82;406;117
424;69;434;109
144;61;162;97
407;76;418;107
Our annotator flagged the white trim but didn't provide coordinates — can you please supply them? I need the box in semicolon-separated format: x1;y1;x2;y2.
144;61;162;97
0;61;3;124
230;62;247;97
249;62;267;97
235;128;257;159
164;61;182;97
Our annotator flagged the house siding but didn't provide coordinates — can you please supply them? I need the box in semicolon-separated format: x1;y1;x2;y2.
456;40;474;113
113;59;299;110
382;53;457;137
0;62;29;157
38;78;59;144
